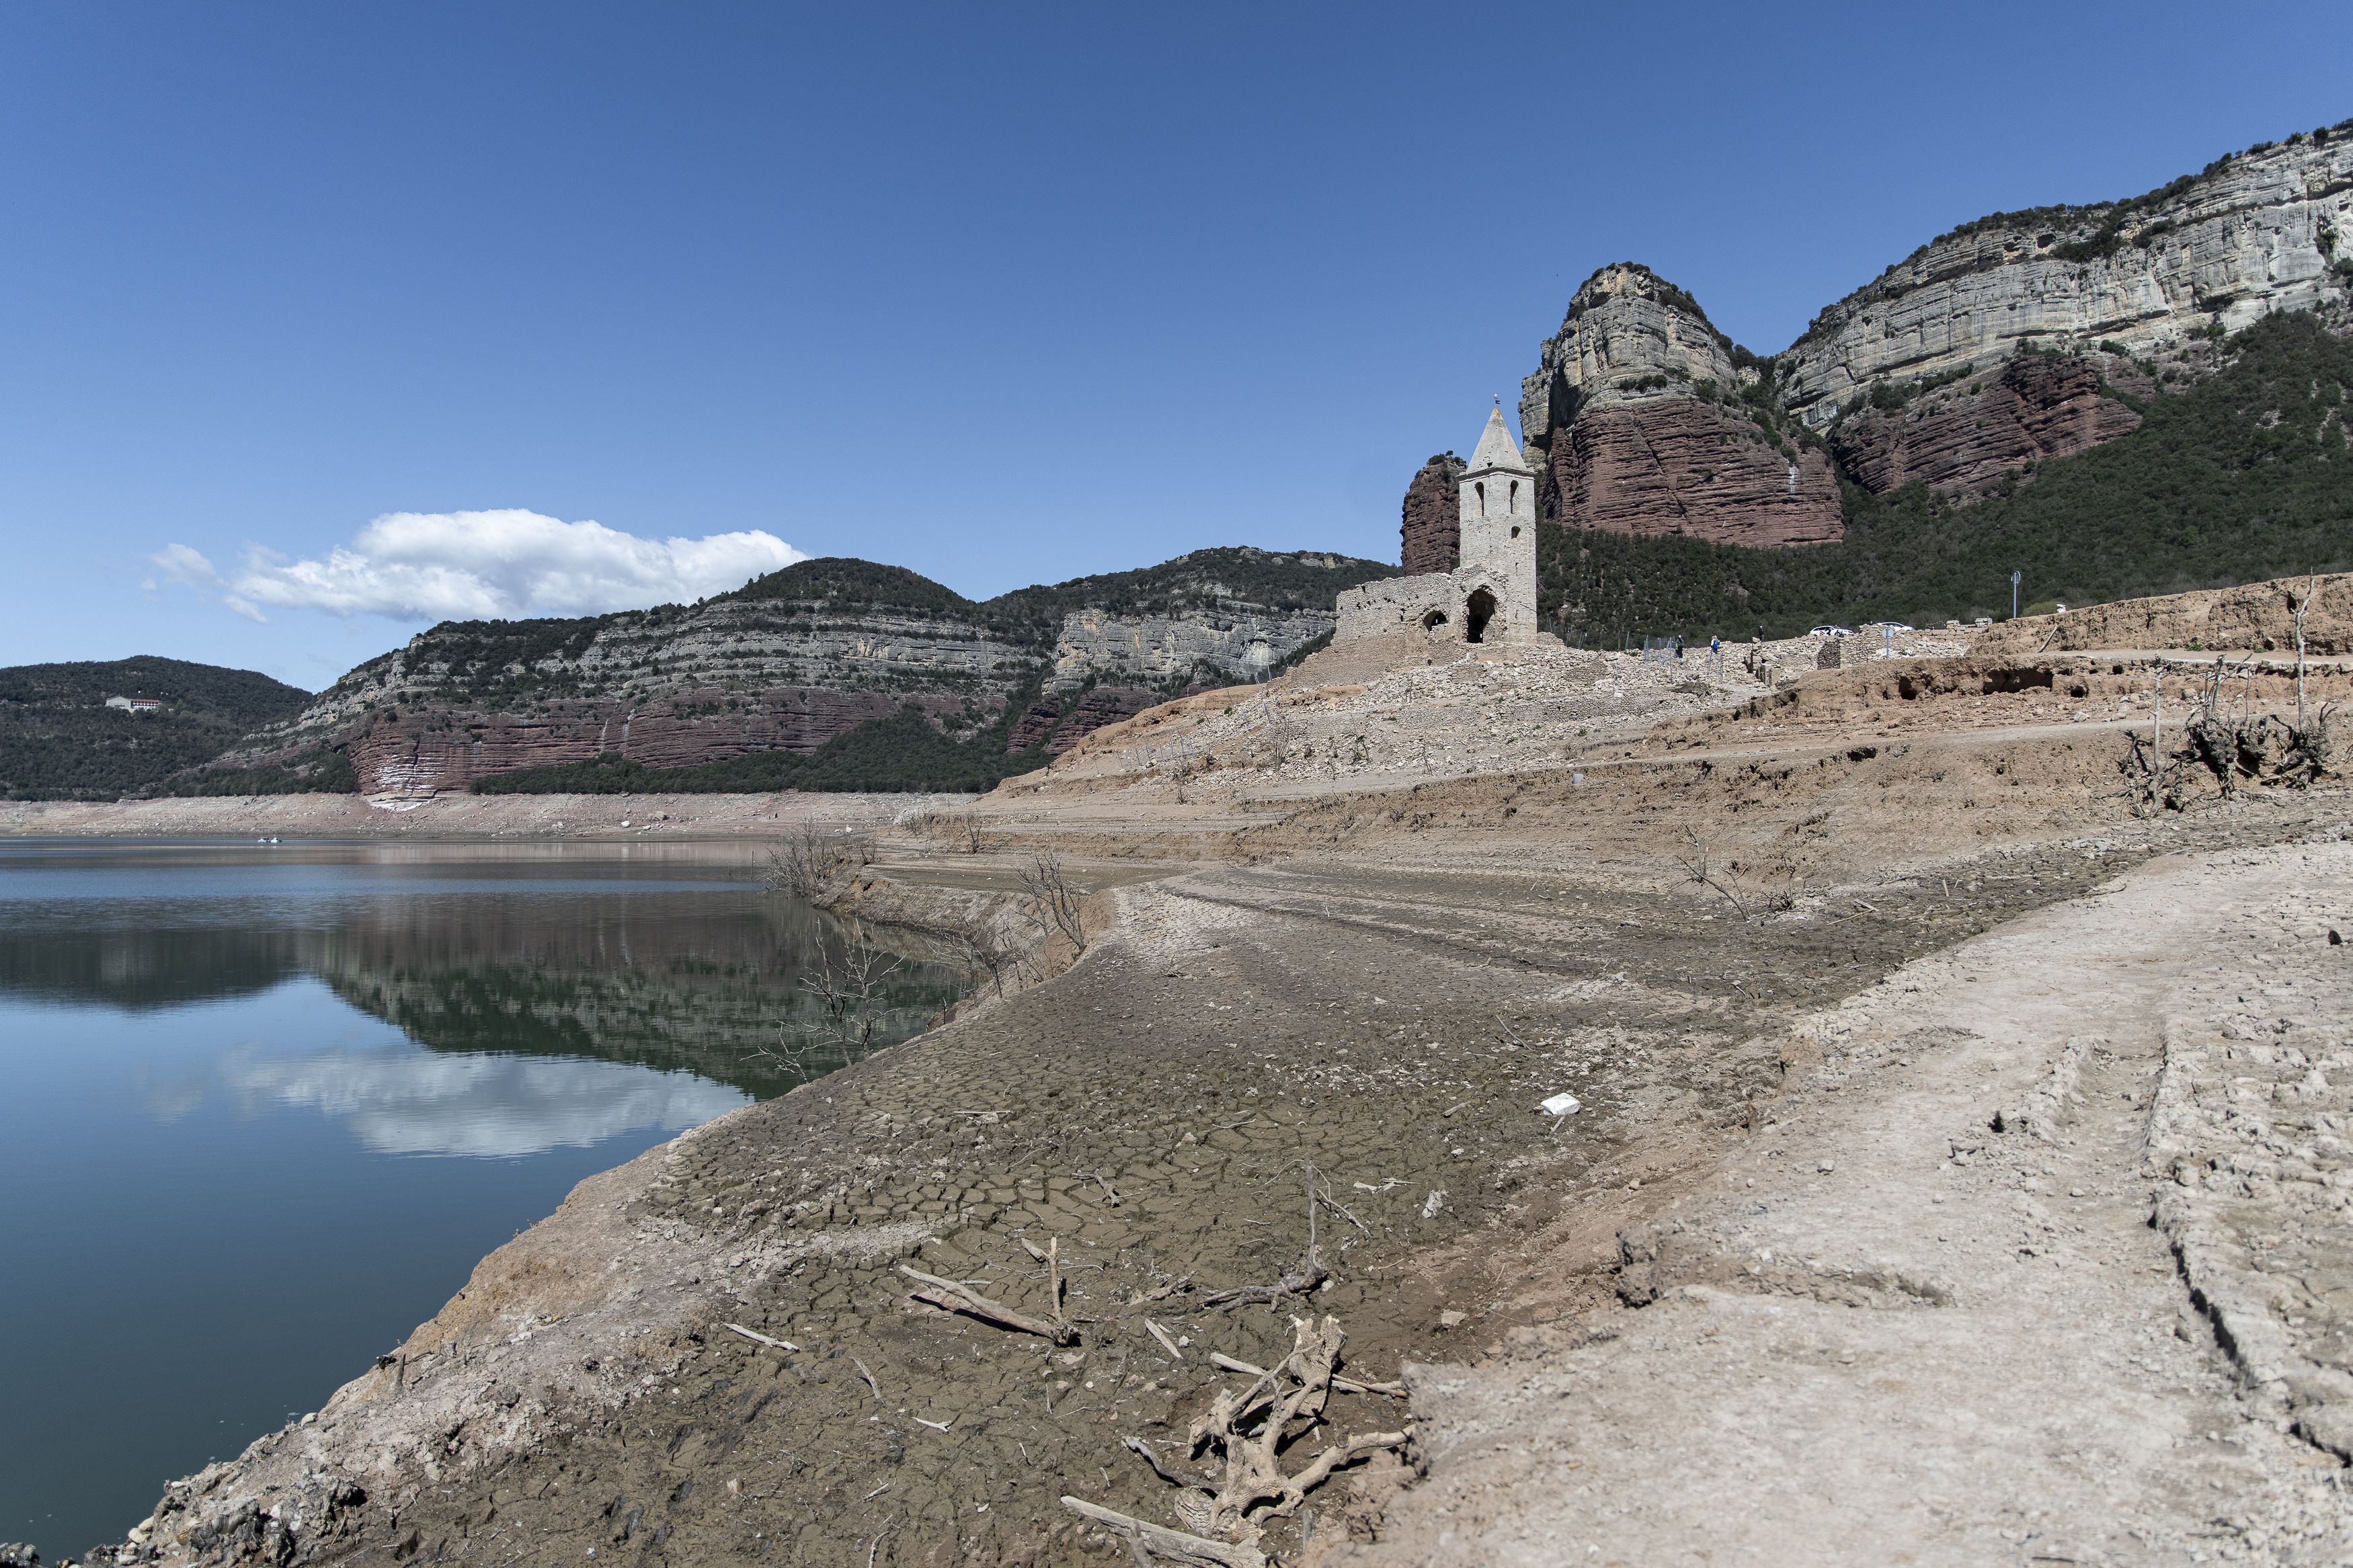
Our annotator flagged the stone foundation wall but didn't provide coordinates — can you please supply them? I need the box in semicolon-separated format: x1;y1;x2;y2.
1337;567;1541;646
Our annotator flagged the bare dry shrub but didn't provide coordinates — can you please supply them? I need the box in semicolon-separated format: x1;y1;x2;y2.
1019;850;1086;952
752;943;904;1075
934;909;1034;997
764;822;854;899
1673;823;1798;920
2159;649;2337;803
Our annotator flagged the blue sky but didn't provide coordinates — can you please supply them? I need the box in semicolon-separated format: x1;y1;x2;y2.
5;3;2348;691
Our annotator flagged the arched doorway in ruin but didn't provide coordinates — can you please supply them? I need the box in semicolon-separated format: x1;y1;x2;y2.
1464;587;1497;643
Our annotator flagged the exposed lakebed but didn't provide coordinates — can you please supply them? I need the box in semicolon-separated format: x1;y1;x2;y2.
0;838;962;1559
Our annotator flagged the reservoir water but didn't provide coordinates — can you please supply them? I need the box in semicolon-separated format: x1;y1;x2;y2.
0;837;964;1559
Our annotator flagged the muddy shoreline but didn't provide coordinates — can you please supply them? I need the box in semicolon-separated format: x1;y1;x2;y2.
91;798;2342;1568
0;791;967;841
71;648;2353;1567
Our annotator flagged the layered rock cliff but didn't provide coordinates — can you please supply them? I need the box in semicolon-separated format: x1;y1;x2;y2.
1825;347;2153;498
1478;122;2353;563
1517;264;1845;548
181;550;1394;796
1780;127;2353;425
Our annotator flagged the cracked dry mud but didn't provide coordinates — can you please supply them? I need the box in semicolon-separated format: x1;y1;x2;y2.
96;653;2353;1568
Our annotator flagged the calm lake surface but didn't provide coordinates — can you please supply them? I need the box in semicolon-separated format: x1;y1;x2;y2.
0;838;963;1559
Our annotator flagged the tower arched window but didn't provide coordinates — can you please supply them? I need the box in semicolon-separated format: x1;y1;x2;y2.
1509;480;1519;511
1475;481;1486;515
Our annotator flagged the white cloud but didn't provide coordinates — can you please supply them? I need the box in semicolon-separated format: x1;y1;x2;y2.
157;510;808;625
151;541;223;589
145;543;268;620
218;1044;749;1158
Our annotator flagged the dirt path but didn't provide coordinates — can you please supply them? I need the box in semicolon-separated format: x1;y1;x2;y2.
1328;837;2353;1566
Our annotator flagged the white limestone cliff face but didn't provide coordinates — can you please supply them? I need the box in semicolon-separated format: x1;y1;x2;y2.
1779;131;2353;425
244;598;1033;755
1048;606;1334;692
1517;263;1745;450
204;591;1349;794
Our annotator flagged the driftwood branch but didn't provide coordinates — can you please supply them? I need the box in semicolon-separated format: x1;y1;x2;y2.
900;1265;1078;1346
1123;1434;1197;1488
1172;1315;1410;1544
1201;1255;1328;1311
1058;1498;1267;1568
1208;1350;1402;1398
723;1323;797;1352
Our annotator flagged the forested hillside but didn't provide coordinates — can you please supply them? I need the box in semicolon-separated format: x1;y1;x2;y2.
0;657;315;800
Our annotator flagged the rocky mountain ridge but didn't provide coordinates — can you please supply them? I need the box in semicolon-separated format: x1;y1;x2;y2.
1465;120;2353;558
155;121;2353;798
179;549;1394;797
1780;128;2353;421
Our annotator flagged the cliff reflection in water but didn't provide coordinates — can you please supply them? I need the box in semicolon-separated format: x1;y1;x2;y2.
0;880;967;1103
309;890;964;1099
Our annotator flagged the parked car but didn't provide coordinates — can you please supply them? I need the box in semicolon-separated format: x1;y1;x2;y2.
1808;624;1856;638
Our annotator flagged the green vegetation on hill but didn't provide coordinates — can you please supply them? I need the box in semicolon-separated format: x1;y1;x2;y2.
988;546;1396;626
1546;311;2353;645
471;705;1053;796
729;547;1393;634
731;557;977;617
0;657;313;800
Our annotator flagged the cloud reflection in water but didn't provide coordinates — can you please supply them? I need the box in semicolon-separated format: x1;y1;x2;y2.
219;1046;750;1159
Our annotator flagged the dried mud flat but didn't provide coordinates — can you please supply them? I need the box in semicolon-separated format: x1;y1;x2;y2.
82;651;2353;1568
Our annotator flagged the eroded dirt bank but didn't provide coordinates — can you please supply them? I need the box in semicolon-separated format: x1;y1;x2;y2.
79;645;2353;1568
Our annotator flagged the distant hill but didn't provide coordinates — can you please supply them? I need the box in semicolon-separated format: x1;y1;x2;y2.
165;546;1396;798
1544;310;2353;641
0;656;317;801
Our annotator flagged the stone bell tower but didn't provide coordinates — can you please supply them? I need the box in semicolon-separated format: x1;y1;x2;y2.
1455;406;1540;637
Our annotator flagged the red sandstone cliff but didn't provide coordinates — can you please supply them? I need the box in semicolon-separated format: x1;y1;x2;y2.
1400;453;1465;573
1544;399;1844;546
1827;351;2151;499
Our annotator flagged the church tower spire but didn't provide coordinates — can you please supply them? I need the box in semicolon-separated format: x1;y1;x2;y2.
1456;407;1538;638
